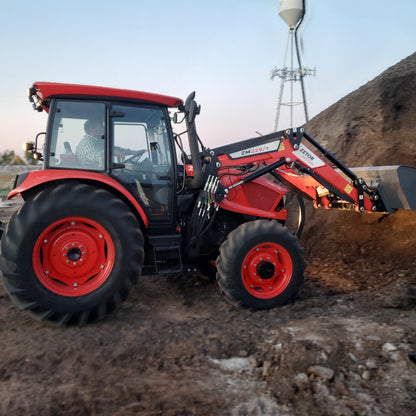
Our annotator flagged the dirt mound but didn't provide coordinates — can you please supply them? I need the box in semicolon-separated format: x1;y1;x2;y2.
302;52;416;277
306;52;416;167
0;55;415;415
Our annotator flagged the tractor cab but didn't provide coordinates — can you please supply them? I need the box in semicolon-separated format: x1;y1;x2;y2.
48;100;175;224
26;83;186;233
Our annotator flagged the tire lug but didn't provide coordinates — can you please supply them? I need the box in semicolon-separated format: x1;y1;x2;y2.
71;221;76;225
45;270;49;274
99;234;103;239
74;283;78;287
63;253;66;257
73;262;77;266
100;265;104;269
43;239;48;243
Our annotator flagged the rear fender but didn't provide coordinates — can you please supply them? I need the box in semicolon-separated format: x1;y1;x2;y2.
8;169;149;227
219;177;287;220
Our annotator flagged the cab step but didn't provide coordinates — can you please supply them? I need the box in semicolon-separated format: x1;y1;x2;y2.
148;235;182;274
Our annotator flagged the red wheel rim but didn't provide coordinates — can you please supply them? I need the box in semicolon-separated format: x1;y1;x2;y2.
241;242;293;299
33;217;115;297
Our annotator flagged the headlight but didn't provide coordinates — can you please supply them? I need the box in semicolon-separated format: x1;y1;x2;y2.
23;142;34;152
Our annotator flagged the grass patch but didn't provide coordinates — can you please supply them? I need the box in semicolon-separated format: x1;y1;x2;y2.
0;174;15;196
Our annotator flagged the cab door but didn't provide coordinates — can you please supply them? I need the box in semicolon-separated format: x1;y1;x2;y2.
110;104;176;230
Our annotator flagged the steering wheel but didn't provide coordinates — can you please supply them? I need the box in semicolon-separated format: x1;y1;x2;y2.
122;149;148;165
121;149;153;175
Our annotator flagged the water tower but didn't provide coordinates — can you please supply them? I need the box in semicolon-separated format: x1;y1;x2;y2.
271;0;315;131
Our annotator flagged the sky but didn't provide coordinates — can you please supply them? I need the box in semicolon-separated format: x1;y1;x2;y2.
0;0;415;155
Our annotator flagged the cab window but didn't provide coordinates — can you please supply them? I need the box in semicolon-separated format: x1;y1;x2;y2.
111;104;174;221
48;100;106;170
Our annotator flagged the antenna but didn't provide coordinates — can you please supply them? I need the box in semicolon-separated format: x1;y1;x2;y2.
271;0;315;131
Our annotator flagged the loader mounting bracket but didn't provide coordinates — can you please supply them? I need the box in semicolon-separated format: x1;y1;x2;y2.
354;178;366;212
284;128;304;150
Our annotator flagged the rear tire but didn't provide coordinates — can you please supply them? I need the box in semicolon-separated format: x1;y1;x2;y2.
216;220;305;309
0;183;144;325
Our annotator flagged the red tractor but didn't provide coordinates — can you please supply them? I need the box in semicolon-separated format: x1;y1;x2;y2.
0;82;415;325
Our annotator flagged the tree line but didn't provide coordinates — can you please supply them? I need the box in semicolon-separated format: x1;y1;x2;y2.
0;144;38;166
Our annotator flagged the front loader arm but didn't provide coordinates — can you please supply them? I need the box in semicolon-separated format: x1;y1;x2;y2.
187;127;414;244
214;128;384;214
274;129;381;212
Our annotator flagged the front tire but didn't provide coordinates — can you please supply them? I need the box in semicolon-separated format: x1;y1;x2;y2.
216;220;305;309
0;183;144;325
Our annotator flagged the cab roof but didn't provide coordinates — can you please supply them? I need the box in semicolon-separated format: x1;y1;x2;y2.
30;82;184;111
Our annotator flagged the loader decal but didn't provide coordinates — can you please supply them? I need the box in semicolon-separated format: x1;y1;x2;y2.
229;140;281;159
293;143;325;168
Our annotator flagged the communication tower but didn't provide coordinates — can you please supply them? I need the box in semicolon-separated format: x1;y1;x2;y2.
271;0;315;131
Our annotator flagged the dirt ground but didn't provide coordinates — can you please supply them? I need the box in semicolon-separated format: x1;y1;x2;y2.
0;197;415;416
0;54;415;415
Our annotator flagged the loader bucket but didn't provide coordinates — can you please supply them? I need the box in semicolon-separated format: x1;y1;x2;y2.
350;165;416;212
